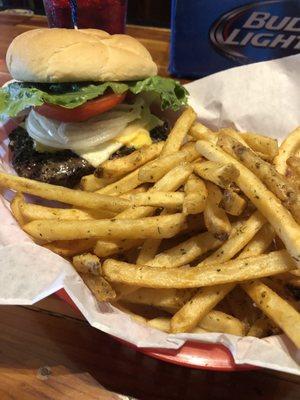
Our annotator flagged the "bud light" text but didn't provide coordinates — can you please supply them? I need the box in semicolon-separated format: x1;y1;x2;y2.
224;12;300;49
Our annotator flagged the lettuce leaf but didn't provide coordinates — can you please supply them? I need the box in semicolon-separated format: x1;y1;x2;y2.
0;77;188;120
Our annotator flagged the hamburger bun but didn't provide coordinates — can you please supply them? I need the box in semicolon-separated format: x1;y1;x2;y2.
6;28;158;83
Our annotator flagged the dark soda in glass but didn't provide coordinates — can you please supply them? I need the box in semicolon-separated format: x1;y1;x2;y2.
43;0;127;34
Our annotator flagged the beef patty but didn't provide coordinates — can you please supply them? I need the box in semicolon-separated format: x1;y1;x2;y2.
8;121;169;188
9;127;95;188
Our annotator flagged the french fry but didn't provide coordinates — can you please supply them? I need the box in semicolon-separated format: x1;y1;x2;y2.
0;172;130;213
196;140;300;265
24;213;186;242
219;189;246;216
96;167;142;195
286;156;300;192
147;317;175;332
199;211;266;267
120;185;148;199
263;277;300;312
286;154;300;191
183;174;207;215
242;280;300;348
81;273;116;302
189;122;218;143
113;206;155;220
123;288;194;312
217;132;247;158
247;317;275;338
160;107;197;156
223;135;300;213
204;182;232;241
196;310;247;336
44;239;96;257
94;163;193;257
130;192;184;210
117;163;193;220
10;192;26;226
150;162;193;192
239;224;275;258
152;320;206;335
146;231;222;268
136;210;167;265
102;250;295;289
94;239;142;258
194;161;239;189
218;127;250;147
287;156;300;176
170;284;234;333
149;311;246;336
286;172;300;193
95;142;164;179
241;132;278;161
227;137;300;223
20;202;115;222
137;238;162;265
138;142;198;183
274;127;300;175
72;253;101;274
218;129;274;161
112;283;138;299
80;174;115;192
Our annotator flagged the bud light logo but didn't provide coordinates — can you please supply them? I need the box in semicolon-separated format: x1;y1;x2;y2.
209;0;300;63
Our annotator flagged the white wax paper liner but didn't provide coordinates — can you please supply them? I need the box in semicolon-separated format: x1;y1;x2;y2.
1;55;300;375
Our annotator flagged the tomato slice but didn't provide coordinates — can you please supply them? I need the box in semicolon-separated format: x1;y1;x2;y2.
34;92;126;122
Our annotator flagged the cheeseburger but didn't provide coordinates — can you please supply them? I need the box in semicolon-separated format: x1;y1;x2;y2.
0;28;188;187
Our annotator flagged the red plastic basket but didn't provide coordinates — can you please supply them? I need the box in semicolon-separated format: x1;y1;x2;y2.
56;288;256;371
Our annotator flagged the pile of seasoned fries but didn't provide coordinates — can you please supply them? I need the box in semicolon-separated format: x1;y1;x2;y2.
1;106;300;347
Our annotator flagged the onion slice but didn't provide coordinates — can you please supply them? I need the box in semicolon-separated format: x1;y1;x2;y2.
25;101;144;151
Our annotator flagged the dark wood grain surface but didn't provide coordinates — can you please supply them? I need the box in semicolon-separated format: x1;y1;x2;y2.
1;304;300;400
0;13;299;400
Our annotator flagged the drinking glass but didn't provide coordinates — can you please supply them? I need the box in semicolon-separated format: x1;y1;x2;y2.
43;0;127;34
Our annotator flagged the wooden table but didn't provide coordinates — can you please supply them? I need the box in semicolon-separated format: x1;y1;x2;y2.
0;13;299;400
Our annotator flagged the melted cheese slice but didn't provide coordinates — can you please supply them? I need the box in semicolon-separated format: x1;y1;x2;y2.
116;123;152;148
75;122;152;167
76;141;123;167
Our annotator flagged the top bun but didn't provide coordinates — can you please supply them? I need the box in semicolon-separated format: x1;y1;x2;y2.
6;28;158;82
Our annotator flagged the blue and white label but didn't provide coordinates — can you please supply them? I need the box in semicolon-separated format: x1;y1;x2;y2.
170;0;300;77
